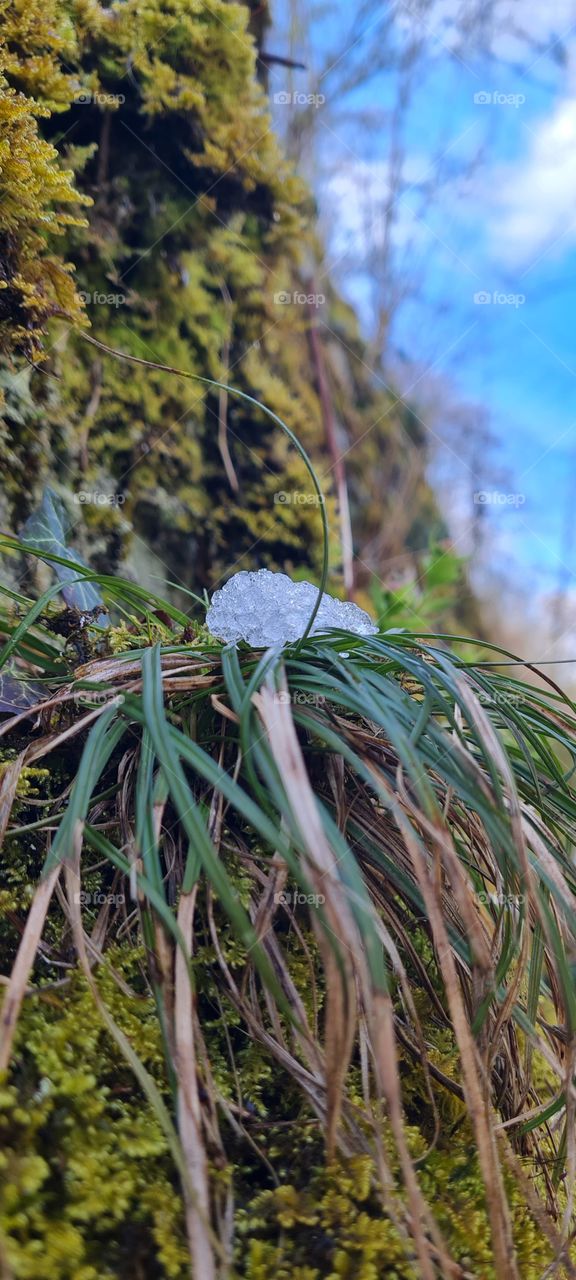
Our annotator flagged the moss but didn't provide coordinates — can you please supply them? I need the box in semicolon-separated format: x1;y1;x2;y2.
235;1140;553;1279
0;0;447;602
0;2;520;1273
0;956;188;1278
237;1156;416;1280
0;0;89;358
0;838;559;1280
232;1113;554;1280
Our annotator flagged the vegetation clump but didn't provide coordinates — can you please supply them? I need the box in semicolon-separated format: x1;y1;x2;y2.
0;565;574;1277
0;4;573;1279
0;0;449;607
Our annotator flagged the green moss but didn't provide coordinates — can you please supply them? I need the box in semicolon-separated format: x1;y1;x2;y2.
0;0;446;601
233;1125;553;1280
0;2;523;1273
0;955;189;1279
0;0;89;359
0;856;559;1280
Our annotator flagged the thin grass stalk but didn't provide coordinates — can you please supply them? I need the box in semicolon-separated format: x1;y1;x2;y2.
77;332;329;648
175;887;216;1280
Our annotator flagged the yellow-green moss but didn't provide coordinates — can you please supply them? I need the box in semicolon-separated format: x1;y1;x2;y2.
0;0;90;358
0;0;446;599
0;861;560;1280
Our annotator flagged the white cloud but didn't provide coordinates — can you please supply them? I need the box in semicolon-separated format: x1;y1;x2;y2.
489;92;576;266
397;0;576;64
322;159;429;257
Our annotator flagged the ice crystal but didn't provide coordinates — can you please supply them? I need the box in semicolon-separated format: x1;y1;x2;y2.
206;569;378;646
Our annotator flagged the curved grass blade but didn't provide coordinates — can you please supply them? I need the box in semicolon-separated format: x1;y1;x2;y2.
78;333;329;646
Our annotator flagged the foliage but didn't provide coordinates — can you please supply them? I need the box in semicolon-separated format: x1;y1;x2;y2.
1;546;575;1276
0;2;554;1277
370;542;470;633
20;488;107;618
0;0;89;359
0;943;551;1280
0;953;189;1280
0;0;447;604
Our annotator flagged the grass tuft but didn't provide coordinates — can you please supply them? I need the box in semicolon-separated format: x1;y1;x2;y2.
2;549;576;1276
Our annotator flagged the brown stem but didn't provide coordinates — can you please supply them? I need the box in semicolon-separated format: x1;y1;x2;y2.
217;282;239;493
175;889;217;1280
307;294;354;594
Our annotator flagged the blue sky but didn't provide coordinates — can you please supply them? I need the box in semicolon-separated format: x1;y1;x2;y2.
271;1;576;635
